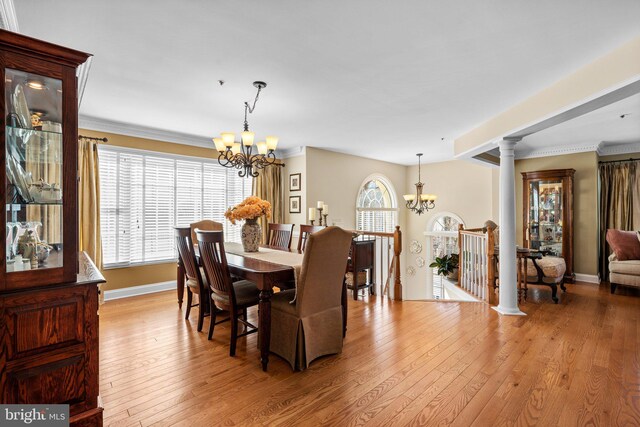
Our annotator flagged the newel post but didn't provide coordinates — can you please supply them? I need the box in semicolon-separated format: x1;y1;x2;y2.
457;224;464;288
485;221;497;305
393;225;402;301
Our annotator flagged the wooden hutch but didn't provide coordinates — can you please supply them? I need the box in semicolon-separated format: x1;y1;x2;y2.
0;30;104;425
522;168;575;282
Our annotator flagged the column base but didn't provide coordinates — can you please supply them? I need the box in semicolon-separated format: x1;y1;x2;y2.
492;305;527;316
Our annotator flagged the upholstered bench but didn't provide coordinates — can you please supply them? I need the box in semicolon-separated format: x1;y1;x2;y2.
526;255;566;303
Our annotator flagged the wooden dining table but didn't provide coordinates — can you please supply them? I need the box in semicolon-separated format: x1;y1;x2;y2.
177;245;301;371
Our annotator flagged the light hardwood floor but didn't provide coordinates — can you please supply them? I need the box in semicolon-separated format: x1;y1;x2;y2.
99;283;640;426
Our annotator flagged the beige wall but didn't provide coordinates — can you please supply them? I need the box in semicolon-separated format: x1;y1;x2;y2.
515;152;599;276
305;147;407;231
403;161;494;299
80;128;221;291
282;149;307;227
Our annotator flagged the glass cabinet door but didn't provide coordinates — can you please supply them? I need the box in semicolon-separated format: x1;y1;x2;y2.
527;179;563;256
5;68;63;273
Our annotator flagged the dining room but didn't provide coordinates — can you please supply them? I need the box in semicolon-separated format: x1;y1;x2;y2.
2;1;640;426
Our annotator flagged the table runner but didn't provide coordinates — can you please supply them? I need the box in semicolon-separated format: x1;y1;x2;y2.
224;242;304;288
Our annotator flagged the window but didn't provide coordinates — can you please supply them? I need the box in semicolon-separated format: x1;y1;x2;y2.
426;212;464;299
356;175;397;233
98;146;252;268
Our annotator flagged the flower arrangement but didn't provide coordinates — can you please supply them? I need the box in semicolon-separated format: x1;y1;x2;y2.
224;196;271;225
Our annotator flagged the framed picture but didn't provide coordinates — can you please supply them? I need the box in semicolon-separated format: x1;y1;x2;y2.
289;173;301;192
289;196;301;213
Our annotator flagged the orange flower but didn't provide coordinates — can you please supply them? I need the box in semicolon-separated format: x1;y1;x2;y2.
225;196;272;225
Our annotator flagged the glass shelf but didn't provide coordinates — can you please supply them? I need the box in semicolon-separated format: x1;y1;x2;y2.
5;68;64;274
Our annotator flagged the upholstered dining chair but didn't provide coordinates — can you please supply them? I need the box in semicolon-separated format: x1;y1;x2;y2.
196;230;261;356
267;223;294;250
175;227;208;331
190;219;223;244
269;226;353;370
297;224;326;252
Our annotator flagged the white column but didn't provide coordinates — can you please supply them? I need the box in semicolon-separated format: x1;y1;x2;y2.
492;138;526;316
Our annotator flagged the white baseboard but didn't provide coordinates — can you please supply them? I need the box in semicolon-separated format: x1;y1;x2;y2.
574;273;600;284
103;280;176;301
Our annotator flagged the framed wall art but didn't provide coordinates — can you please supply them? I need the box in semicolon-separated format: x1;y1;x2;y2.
289;173;301;191
289;195;301;213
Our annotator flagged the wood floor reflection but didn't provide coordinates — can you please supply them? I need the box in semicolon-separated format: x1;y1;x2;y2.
99;283;640;426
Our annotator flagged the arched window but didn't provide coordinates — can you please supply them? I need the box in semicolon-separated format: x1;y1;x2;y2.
356;175;397;233
425;212;465;299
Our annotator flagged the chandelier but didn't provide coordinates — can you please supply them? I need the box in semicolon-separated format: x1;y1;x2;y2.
403;153;437;215
212;81;279;178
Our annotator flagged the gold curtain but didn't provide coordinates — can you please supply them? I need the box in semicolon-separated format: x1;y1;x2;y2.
598;160;639;278
78;137;103;270
252;166;283;243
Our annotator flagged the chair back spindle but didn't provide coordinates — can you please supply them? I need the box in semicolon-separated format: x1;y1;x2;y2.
196;230;235;308
267;223;294;250
297;224;326;252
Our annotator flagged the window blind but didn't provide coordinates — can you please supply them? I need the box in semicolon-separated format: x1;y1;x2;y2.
98;146;252;268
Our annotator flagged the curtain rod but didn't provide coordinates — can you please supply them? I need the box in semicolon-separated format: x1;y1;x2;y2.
598;157;639;164
79;135;108;142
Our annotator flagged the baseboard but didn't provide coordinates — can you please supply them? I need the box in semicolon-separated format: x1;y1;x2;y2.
574;273;600;284
103;280;176;301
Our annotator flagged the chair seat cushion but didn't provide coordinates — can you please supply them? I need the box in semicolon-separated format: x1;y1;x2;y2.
527;256;566;278
186;268;207;293
211;280;259;307
609;259;640;275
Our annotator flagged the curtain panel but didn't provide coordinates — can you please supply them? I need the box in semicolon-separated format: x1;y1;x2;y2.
253;166;284;243
78;137;103;271
598;160;640;279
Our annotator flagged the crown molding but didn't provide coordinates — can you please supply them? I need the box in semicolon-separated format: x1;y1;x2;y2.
280;146;304;158
77;56;92;108
78;115;213;148
516;142;601;160
0;0;19;33
597;141;640;156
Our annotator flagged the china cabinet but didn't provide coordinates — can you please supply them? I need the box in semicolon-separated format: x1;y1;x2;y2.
522;169;575;282
0;29;104;426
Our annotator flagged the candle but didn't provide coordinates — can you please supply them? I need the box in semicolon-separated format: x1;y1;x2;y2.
317;201;324;209
323;204;329;214
308;208;316;220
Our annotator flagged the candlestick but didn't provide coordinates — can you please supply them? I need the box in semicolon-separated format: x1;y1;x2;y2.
310;219;315;225
322;214;328;226
323;204;329;215
317;207;324;226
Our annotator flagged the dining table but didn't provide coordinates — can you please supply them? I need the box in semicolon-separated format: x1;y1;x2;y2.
177;243;307;371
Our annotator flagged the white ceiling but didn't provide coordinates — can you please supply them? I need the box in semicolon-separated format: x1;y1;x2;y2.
14;0;640;165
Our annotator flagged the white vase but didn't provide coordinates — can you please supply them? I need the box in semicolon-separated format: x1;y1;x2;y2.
241;218;261;252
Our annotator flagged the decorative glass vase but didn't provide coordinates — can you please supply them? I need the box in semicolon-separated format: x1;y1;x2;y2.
241;218;261;252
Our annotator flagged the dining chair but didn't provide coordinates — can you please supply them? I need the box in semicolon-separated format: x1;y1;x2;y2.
267;223;294;250
196;230;260;356
269;226;353;370
175;227;209;331
190;219;222;244
297;224;326;252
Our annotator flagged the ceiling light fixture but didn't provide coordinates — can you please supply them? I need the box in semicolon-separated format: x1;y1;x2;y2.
403;153;437;215
212;81;280;178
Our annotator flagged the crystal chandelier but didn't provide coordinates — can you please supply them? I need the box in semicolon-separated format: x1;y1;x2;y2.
403;153;437;215
212;81;279;178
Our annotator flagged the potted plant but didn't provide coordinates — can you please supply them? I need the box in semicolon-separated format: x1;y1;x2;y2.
224;196;271;252
429;253;459;282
